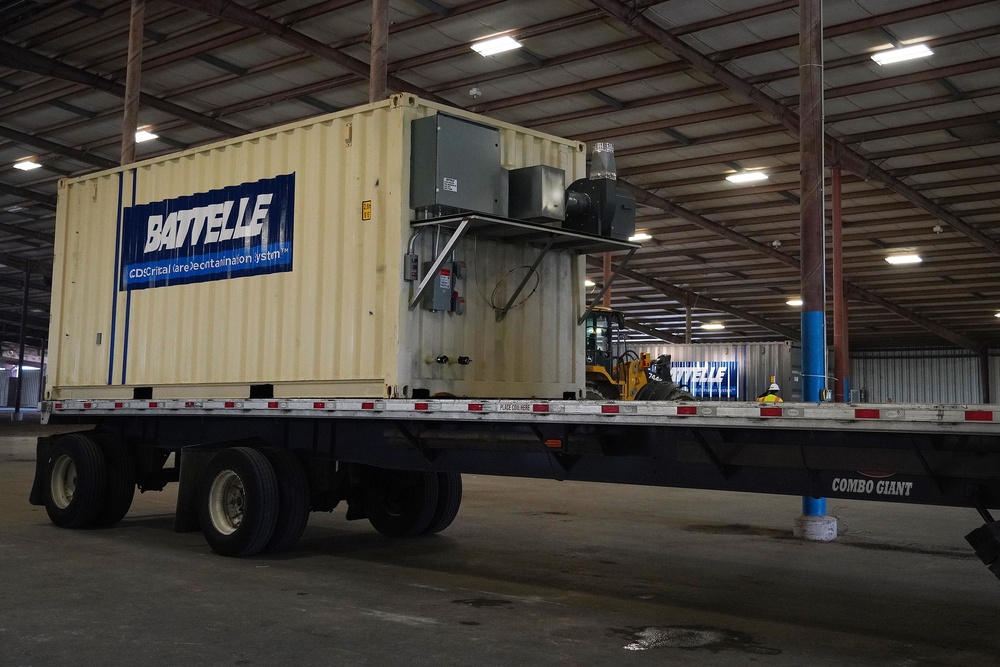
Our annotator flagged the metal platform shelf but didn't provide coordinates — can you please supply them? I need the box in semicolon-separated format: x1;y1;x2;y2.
408;214;640;321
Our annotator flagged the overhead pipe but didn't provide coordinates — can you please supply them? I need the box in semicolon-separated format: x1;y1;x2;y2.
121;0;145;165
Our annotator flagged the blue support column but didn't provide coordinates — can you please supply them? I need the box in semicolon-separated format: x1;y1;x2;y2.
803;496;826;516
796;0;833;536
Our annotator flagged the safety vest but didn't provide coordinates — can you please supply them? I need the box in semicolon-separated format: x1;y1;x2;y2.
757;393;783;403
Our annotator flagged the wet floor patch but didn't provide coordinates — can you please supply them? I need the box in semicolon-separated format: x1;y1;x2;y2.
452;598;513;608
684;523;792;539
608;625;780;654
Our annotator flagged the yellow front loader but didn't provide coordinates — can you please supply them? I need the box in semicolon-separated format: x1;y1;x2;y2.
584;307;693;401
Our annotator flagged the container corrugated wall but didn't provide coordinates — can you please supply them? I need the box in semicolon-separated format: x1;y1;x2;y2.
851;349;984;404
632;342;800;401
47;96;586;400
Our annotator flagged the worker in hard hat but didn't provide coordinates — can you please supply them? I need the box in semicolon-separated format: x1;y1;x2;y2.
757;380;783;403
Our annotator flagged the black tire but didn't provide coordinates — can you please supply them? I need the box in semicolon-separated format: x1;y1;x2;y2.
261;448;310;553
198;447;279;557
42;433;107;529
421;472;462;535
364;468;439;538
92;434;137;527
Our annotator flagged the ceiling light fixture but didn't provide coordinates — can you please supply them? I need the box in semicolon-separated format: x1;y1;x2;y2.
628;232;651;242
871;44;933;65
885;253;922;265
725;171;768;183
584;279;596;287
13;160;41;171
135;129;159;142
471;35;522;56
700;322;725;331
995;312;1000;319
786;298;803;307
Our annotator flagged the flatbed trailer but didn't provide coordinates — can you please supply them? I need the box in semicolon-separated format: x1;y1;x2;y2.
31;96;1000;579
30;396;1000;580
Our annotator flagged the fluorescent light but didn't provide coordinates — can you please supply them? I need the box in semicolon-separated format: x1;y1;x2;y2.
995;312;1000;319
628;233;651;242
13;160;41;171
725;171;768;183
584;279;595;287
786;298;803;307
885;253;922;265
871;44;933;65
135;129;158;142
471;35;522;56
700;322;725;331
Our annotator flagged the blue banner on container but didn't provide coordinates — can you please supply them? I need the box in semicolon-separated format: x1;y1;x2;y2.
120;173;295;291
671;361;739;399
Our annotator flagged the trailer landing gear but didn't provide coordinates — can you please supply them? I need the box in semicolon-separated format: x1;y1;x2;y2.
966;502;1000;582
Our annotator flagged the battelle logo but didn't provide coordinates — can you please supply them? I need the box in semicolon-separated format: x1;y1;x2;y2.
120;173;295;291
670;361;739;399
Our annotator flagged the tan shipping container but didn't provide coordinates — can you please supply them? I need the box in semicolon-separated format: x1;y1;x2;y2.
47;95;596;401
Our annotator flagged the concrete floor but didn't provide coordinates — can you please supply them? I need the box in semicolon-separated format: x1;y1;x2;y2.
2;419;999;666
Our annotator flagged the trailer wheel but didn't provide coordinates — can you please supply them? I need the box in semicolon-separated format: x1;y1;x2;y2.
364;469;439;538
261;448;310;553
43;434;107;529
198;447;279;557
92;434;137;527
421;472;462;535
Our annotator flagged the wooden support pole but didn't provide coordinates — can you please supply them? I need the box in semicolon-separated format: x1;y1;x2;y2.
369;0;389;103
121;0;145;165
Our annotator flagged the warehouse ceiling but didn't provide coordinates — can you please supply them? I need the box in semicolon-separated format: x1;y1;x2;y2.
2;0;1000;351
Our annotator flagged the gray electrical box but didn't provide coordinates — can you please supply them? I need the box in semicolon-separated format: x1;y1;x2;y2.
410;113;507;217
423;261;455;312
508;165;566;223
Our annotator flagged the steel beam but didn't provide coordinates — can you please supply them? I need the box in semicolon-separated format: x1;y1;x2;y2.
621;316;684;343
832;168;849;402
616;266;801;340
0;40;245;137
0;124;117;170
590;0;1000;260
13;260;31;414
0;183;56;209
620;182;983;351
163;0;447;104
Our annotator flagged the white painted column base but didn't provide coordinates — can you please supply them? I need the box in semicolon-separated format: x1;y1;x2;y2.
794;514;838;541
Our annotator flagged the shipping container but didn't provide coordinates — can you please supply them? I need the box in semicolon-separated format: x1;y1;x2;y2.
47;95;596;401
633;341;802;401
851;348;987;404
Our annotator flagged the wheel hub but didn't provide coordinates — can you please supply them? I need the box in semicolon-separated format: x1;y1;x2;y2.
208;470;246;535
49;454;77;510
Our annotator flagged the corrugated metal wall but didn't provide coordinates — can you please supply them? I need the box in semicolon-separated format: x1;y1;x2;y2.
633;342;800;401
850;349;985;404
48;96;586;401
632;344;995;404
